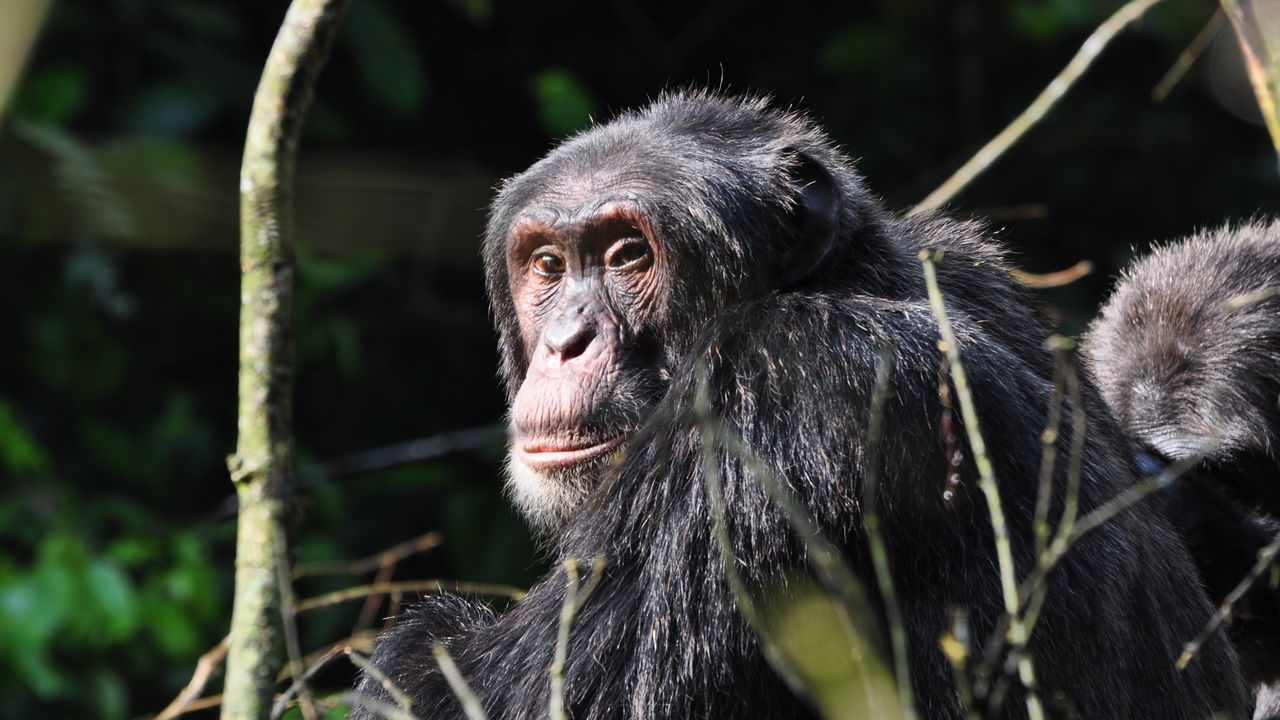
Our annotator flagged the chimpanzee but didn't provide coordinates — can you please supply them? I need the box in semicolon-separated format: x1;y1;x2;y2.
1087;221;1280;715
351;92;1253;719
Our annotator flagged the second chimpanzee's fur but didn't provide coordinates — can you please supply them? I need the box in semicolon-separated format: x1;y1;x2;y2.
1088;221;1280;712
351;93;1253;719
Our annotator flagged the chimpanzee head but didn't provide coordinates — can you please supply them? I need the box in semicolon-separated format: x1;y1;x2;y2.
482;91;893;529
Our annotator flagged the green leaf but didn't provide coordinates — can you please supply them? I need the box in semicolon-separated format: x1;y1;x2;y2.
85;560;139;642
343;0;428;116
758;579;905;720
445;0;493;25
9;66;86;124
145;596;199;658
0;397;51;475
89;668;127;720
531;69;596;138
127;83;219;137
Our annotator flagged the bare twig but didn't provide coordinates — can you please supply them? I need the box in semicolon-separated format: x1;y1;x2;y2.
346;649;416;713
990;343;1085;713
161;694;225;717
295;580;526;613
271;646;344;720
1221;0;1280;171
156;636;230;720
1223;286;1280;311
693;366;898;717
1153;10;1225;101
705;416;872;645
550;557;605;720
919;251;1044;720
911;0;1166;215
433;645;489;720
296;426;504;487
354;563;399;632
1032;341;1070;557
294;532;443;577
272;535;317;720
1179;530;1280;669
1030;459;1191;604
341;691;421;720
224;1;349;717
860;344;915;712
1057;353;1088;545
919;254;1020;617
939;611;982;720
693;364;808;697
1010;261;1094;289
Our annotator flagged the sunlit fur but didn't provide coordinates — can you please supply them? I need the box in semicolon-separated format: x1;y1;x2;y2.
1088;219;1280;697
502;426;597;532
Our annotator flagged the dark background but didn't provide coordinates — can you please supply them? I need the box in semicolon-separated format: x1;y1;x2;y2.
0;1;1276;718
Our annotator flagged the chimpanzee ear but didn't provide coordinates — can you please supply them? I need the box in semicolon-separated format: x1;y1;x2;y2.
780;150;840;287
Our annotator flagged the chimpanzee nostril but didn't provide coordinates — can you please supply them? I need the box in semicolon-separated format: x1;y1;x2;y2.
544;316;596;361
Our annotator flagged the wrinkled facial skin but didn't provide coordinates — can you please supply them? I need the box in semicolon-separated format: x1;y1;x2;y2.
503;182;668;530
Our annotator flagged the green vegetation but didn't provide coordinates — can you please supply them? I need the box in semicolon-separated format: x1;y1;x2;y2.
1;1;1277;718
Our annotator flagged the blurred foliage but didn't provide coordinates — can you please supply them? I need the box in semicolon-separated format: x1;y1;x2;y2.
0;0;1276;718
759;578;907;720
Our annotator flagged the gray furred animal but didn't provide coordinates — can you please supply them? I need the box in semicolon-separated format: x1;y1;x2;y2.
1088;220;1280;719
351;93;1252;719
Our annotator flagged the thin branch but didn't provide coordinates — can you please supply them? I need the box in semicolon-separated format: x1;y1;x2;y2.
549;557;605;720
1223;286;1280;311
1030;460;1191;601
990;344;1085;713
919;251;1044;720
860;344;915;713
1057;355;1088;544
354;563;399;633
1033;341;1070;557
693;364;808;697
272;535;317;720
294;532;443;577
1010;261;1094;289
1221;0;1280;171
433;645;489;720
271;646;344;720
160;695;225;717
1153;10;1225;101
345;649;416;713
919;253;1020;618
707;414;874;642
1179;530;1280;669
693;366;901;717
223;1;349;718
295;580;527;613
910;0;1166;215
340;691;421;720
939;611;982;720
296;426;504;487
156;636;230;720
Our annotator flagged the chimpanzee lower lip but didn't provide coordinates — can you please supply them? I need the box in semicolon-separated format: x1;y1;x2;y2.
518;435;627;471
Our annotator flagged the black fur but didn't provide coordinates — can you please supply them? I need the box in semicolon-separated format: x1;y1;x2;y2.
1088;221;1280;693
352;93;1252;719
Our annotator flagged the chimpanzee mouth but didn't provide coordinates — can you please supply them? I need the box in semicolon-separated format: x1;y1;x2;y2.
518;435;628;472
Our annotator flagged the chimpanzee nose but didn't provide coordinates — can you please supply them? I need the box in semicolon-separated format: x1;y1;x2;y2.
544;313;597;361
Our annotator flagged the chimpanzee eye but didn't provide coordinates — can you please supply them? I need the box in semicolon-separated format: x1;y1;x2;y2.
605;239;651;270
532;252;566;276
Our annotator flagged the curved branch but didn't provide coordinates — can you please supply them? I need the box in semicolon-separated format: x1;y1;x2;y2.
222;1;350;719
910;0;1165;216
